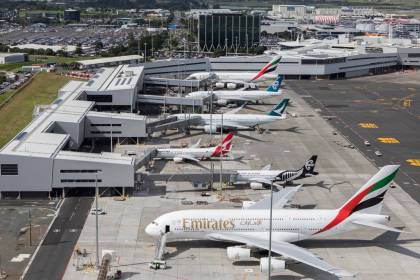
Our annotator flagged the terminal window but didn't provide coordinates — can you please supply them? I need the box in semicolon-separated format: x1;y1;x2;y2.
86;95;113;103
1;164;18;175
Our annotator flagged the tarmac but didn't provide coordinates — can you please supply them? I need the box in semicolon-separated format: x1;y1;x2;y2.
62;75;420;280
0;199;59;280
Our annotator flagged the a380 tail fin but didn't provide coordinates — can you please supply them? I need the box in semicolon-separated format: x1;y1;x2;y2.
340;165;399;215
266;75;284;93
315;165;400;235
267;99;289;116
251;55;282;81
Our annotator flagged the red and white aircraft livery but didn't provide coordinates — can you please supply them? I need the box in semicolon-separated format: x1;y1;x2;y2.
155;132;234;163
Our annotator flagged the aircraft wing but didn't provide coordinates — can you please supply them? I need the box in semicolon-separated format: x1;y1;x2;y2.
248;178;283;189
175;154;200;162
246;185;301;209
219;122;250;130
208;233;354;278
225;104;246;114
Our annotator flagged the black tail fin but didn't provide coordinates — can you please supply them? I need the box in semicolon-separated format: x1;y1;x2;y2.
301;155;318;177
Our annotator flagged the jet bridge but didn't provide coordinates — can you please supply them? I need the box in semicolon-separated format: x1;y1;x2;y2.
136;170;238;185
146;116;202;134
144;76;202;88
137;94;209;107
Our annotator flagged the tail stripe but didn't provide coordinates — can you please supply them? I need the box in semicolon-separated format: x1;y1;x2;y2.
315;169;398;234
350;191;387;215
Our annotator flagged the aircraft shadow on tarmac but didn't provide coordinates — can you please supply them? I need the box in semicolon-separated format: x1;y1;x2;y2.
165;231;420;279
164;241;338;279
264;126;305;134
302;181;351;192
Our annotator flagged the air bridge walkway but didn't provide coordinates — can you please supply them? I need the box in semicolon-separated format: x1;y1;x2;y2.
144;76;202;88
146;116;202;134
136;170;238;185
138;94;209;107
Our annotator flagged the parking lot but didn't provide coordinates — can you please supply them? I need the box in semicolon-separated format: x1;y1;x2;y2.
63;82;420;280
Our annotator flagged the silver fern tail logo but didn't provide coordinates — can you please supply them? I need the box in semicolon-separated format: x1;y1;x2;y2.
305;160;315;171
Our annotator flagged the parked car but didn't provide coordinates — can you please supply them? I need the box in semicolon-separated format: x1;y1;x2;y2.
90;208;106;215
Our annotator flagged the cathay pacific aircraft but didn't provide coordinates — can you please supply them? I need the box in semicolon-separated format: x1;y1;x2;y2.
146;165;405;277
173;99;289;134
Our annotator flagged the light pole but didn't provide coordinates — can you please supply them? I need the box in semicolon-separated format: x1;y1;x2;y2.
268;179;274;279
144;43;147;62
219;114;223;192
95;171;101;268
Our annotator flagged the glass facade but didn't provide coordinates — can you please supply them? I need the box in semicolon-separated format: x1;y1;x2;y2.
198;14;260;51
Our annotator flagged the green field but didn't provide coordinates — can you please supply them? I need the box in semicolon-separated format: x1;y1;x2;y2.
0;55;98;72
0;90;14;105
0;72;73;148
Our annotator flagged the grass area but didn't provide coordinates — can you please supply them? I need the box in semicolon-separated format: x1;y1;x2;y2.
0;61;33;72
0;55;99;72
0;72;73;148
0;90;14;105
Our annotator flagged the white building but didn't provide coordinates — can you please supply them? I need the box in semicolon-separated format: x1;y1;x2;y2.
81;64;144;111
0;67;148;195
0;52;26;64
76;55;143;70
270;5;312;20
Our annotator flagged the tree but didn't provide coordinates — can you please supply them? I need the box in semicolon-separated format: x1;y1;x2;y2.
75;44;83;56
45;48;54;56
94;41;103;55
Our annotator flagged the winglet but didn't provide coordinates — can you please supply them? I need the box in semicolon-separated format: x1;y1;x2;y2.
329;269;355;278
189;138;201;148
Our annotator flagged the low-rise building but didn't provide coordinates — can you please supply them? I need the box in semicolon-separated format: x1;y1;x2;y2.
76;55;143;70
81;64;144;111
0;67;147;195
0;52;27;64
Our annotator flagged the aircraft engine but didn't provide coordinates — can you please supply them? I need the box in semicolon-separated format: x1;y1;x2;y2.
215;82;225;89
173;157;184;163
216;99;228;106
260;257;286;273
226;83;237;89
250;182;264;190
227;246;252;261
203;125;218;134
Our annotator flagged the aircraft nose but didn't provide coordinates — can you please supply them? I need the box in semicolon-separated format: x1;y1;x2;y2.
145;223;160;237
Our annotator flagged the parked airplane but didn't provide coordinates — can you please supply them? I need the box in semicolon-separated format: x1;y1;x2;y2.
186;75;284;106
155;132;234;163
185;56;282;89
173;99;289;134
146;165;404;277
236;155;318;189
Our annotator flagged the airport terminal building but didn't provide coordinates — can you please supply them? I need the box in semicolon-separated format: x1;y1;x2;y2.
0;66;147;196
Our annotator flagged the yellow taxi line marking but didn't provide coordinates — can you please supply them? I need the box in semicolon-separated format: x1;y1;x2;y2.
407;159;420;167
359;123;378;128
377;137;400;144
